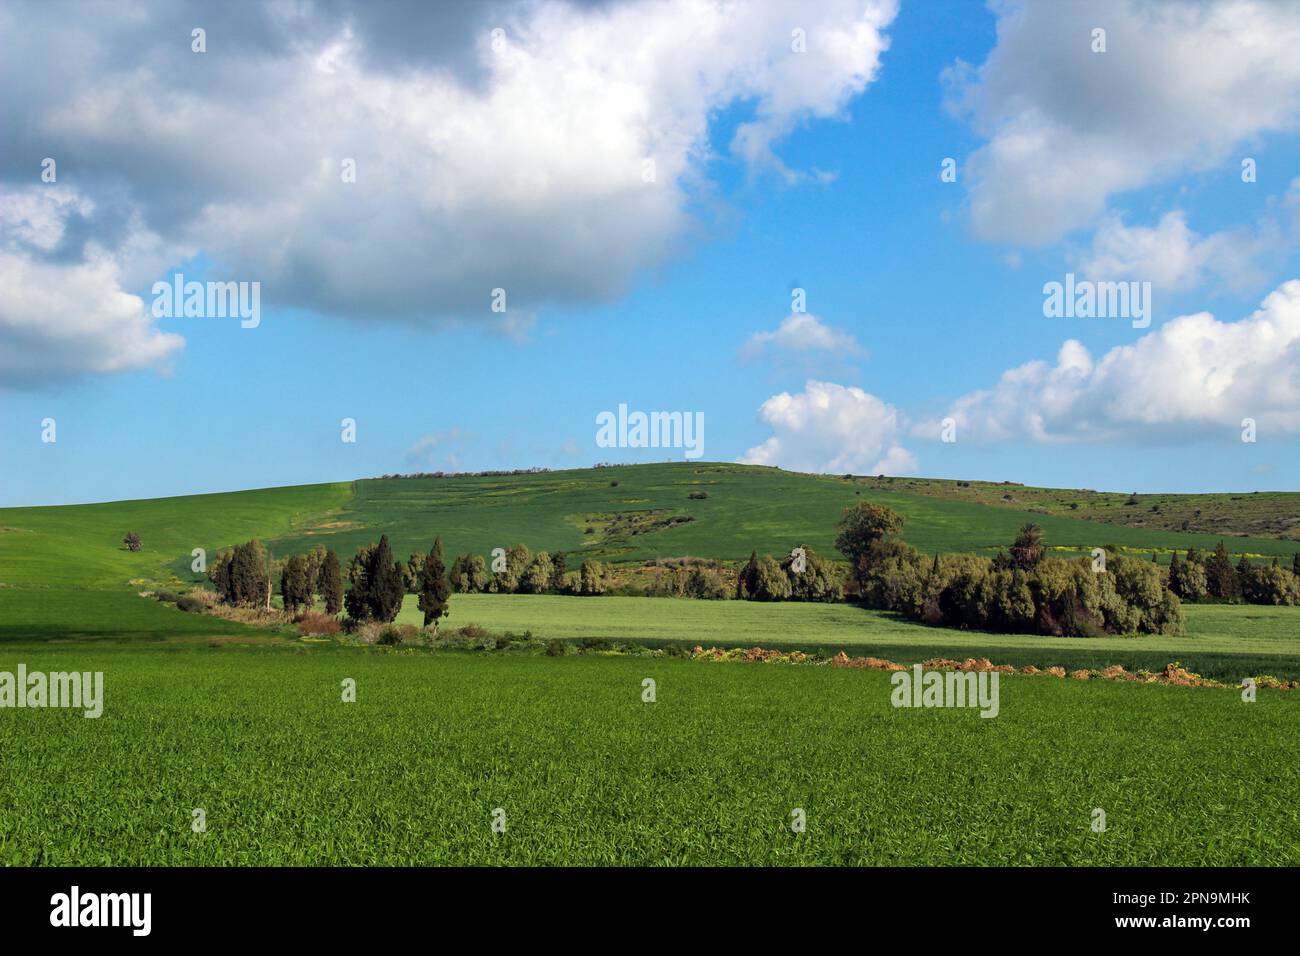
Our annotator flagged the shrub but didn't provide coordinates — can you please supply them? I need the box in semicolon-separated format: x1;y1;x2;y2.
176;594;206;613
684;566;729;599
123;532;142;552
783;546;843;602
687;490;708;500
297;611;342;635
545;638;568;656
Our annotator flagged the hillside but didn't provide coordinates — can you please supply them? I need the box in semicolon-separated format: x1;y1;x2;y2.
3;464;1299;598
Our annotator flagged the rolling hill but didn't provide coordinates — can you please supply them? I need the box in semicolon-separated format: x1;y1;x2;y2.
4;463;1299;597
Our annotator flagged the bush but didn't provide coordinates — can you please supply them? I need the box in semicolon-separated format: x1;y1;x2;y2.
176;594;206;613
783;547;843;602
376;624;418;646
687;490;708;499
684;566;729;599
297;611;342;635
545;638;568;656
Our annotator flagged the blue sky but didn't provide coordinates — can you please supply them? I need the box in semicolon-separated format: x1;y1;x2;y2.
3;0;1300;506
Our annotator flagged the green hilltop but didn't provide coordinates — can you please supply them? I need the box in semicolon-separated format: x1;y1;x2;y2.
4;463;1299;596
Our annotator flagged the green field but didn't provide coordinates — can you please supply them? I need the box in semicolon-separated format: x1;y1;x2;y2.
1;644;1296;866
3;462;1299;866
401;593;1300;682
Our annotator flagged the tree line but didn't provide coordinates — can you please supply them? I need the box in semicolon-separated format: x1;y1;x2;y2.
207;535;450;627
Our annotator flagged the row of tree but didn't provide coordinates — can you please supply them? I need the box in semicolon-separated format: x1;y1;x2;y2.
841;507;1185;636
1168;545;1300;605
446;545;610;596
208;535;450;627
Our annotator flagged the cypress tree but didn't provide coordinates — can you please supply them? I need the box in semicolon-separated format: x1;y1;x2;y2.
1206;541;1236;598
319;549;343;615
737;550;760;599
280;554;312;615
418;535;452;628
370;534;405;623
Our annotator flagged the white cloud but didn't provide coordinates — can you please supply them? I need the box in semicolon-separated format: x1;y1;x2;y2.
0;187;183;386
947;0;1300;245
404;428;468;469
0;0;898;386
741;312;864;359
741;379;916;474
1081;210;1270;293
925;279;1300;444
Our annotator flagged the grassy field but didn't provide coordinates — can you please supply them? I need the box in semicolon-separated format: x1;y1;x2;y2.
885;474;1300;540
399;593;1300;681
3;463;1299;867
1;644;1296;866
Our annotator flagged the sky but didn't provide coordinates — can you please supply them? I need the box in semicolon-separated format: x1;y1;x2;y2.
2;0;1300;507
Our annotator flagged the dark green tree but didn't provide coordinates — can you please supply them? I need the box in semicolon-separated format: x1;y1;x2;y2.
319;549;343;615
345;535;405;623
1009;523;1045;570
280;554;312;615
1206;541;1237;599
835;503;904;584
417;536;451;628
736;550;760;599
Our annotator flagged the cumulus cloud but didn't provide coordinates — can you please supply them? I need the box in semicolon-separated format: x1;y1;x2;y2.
0;0;897;384
741;312;864;360
0;187;183;386
947;0;1300;245
923;279;1300;444
1081;211;1269;293
741;379;916;474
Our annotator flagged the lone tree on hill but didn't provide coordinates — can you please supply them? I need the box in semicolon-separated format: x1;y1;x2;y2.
417;536;452;628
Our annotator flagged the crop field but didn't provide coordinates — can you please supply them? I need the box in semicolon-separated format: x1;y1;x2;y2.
400;594;1300;682
2;644;1298;867
3;463;1299;867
